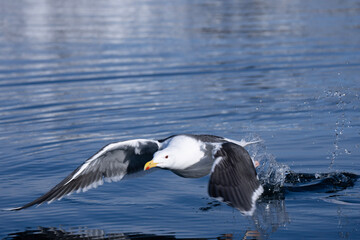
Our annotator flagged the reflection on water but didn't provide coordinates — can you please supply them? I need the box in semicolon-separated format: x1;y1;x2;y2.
4;227;190;240
5;169;356;240
253;199;289;239
4;227;262;240
4;228;264;240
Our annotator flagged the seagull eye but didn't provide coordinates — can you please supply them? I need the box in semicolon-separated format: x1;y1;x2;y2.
165;155;169;159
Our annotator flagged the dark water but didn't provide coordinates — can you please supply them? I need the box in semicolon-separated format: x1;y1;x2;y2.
1;0;360;239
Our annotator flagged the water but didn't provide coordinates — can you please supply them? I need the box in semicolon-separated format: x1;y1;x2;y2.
0;0;359;239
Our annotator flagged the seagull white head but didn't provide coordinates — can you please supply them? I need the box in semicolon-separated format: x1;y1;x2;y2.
144;135;205;171
144;148;177;170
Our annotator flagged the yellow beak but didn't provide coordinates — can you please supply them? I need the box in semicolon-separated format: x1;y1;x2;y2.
144;160;158;170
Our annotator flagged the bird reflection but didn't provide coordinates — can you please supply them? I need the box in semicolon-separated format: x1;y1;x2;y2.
251;198;289;239
4;226;261;240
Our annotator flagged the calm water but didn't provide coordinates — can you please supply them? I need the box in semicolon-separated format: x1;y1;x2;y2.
1;0;360;239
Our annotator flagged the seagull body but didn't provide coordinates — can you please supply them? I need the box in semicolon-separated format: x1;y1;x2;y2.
10;134;263;215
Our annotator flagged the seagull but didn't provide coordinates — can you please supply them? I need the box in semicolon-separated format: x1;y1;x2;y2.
10;134;263;215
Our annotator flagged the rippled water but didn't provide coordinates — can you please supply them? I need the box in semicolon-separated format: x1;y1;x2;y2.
1;0;360;239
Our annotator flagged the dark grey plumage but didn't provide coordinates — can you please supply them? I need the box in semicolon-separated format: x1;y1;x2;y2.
208;142;262;213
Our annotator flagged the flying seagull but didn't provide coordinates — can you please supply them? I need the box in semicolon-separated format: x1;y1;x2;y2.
10;134;263;215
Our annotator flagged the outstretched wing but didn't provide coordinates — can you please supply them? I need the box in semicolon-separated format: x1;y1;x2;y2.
11;139;160;210
208;142;263;215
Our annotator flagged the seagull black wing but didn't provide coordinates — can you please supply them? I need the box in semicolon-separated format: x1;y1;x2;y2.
11;139;160;210
208;142;263;215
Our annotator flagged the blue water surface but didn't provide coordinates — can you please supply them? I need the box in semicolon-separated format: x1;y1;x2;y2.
0;0;359;239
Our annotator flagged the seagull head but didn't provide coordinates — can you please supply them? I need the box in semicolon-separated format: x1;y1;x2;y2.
144;148;178;170
144;137;206;172
144;148;203;171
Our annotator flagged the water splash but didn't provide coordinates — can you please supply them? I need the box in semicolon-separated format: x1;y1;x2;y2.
257;155;290;196
246;140;290;196
323;89;359;169
246;139;358;197
326;90;347;169
246;139;358;239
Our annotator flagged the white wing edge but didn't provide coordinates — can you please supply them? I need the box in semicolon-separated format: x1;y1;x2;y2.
241;184;264;216
66;139;160;185
224;138;263;147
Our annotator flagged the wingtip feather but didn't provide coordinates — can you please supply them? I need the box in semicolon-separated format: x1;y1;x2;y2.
4;207;22;211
